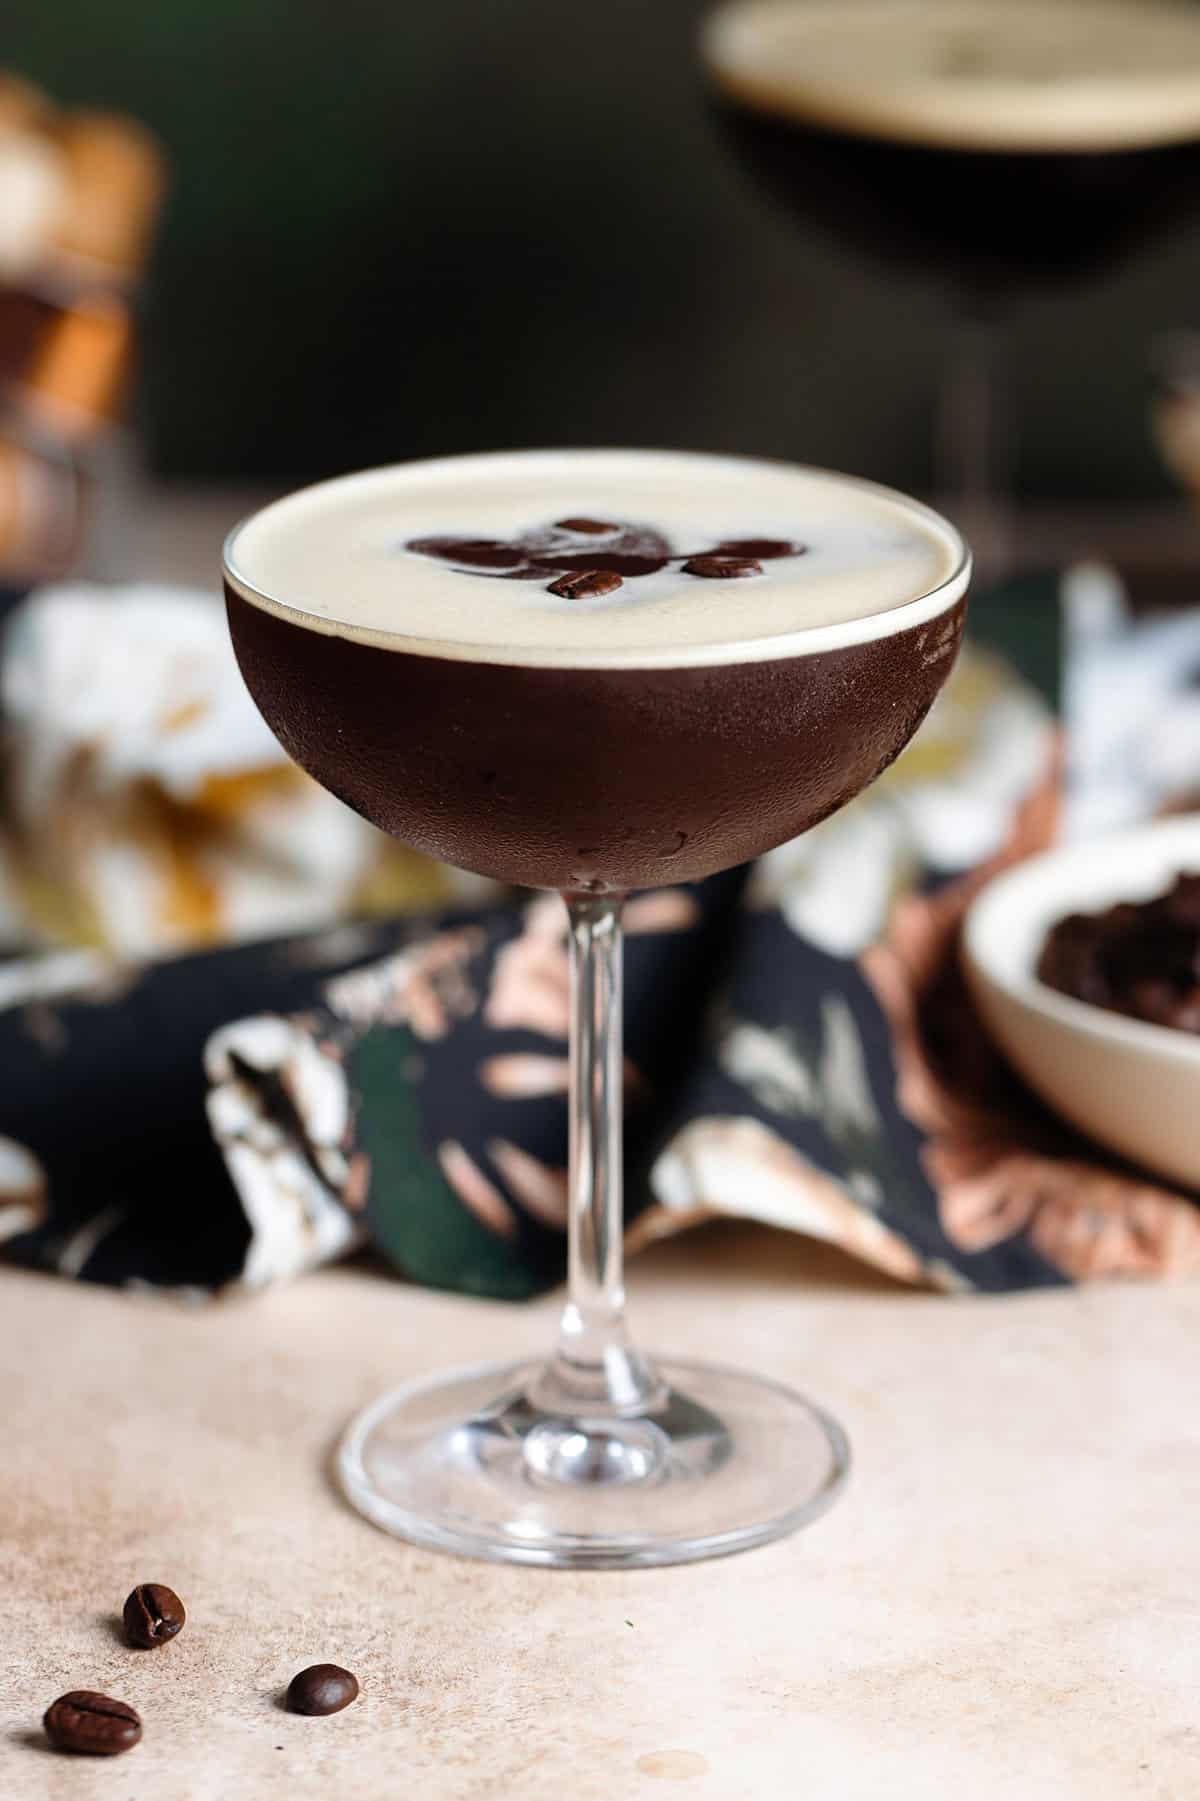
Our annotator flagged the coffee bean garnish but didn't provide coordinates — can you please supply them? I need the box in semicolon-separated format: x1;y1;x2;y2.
681;554;764;579
548;569;624;599
406;520;798;595
123;1581;186;1648
406;535;528;571
286;1664;359;1716
406;520;670;589
548;547;665;577
712;537;798;560
44;1691;142;1757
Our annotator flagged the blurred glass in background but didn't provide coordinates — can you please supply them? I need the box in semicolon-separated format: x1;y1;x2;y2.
703;0;1200;574
6;0;1200;498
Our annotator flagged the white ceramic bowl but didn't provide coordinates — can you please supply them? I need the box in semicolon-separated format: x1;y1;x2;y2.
962;816;1200;1190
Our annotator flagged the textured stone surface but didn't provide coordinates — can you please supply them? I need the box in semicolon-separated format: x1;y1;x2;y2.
2;1225;1198;1799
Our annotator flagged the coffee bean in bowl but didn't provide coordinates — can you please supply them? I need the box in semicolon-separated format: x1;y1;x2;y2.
44;1691;142;1756
286;1663;359;1715
123;1581;186;1648
1038;873;1200;1033
962;815;1200;1190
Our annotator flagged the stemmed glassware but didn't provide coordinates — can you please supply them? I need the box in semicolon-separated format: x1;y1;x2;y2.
703;0;1200;580
224;448;969;1566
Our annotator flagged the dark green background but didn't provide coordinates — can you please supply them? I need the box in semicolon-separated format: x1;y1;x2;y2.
8;0;1200;492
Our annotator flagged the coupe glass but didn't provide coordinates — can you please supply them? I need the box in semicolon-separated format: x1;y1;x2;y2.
223;450;969;1567
703;0;1200;581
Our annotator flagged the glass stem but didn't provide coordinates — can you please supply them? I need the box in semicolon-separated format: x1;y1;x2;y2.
530;892;666;1419
937;302;1013;582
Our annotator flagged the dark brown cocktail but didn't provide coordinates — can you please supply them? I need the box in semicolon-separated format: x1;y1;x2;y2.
223;448;968;1570
225;452;966;892
226;588;962;894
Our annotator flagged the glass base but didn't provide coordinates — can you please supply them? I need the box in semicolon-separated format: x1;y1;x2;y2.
337;1356;850;1568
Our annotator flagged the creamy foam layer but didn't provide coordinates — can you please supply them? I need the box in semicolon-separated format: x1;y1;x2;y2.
705;0;1200;153
225;451;966;670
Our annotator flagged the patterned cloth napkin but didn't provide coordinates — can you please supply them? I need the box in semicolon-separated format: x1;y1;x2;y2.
3;572;1200;1297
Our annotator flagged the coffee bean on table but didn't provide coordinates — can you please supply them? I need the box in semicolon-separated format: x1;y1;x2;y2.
123;1582;186;1648
286;1664;359;1715
43;1691;142;1756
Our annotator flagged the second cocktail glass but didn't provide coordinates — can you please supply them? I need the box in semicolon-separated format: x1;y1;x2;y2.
703;0;1200;577
223;449;969;1566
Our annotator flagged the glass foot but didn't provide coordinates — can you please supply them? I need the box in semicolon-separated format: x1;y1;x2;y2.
337;1356;849;1568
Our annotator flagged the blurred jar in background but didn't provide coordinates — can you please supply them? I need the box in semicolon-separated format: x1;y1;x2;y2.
0;76;164;611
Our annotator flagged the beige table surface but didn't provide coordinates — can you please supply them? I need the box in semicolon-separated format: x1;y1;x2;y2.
3;1226;1199;1800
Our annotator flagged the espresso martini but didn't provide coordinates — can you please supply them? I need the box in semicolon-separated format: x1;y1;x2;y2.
224;449;968;1568
704;0;1200;290
224;450;966;895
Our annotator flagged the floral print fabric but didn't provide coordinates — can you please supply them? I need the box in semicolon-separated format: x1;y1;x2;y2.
3;598;1199;1297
